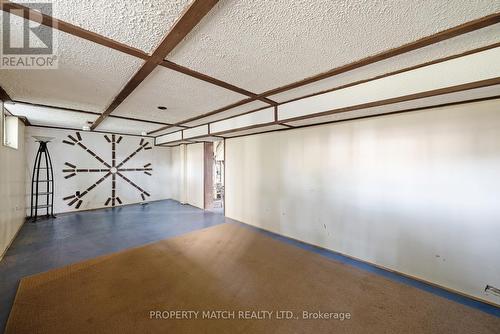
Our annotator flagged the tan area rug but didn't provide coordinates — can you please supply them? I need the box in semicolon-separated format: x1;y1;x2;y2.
6;223;500;333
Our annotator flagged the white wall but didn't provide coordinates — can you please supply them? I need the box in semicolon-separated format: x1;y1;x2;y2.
25;127;174;214
225;99;500;305
186;143;204;209
0;118;26;258
167;143;205;209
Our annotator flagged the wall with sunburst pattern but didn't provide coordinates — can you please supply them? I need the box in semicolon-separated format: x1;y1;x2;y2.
25;127;173;213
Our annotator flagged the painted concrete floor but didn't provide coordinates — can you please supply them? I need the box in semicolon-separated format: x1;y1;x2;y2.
0;200;229;332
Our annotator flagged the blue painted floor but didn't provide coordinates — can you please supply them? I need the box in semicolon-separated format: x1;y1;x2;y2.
0;200;229;332
1;199;498;333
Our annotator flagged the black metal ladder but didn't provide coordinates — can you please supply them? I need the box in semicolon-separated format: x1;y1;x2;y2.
30;140;56;221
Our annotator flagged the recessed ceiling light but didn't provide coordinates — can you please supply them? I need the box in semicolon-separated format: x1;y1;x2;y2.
82;126;90;131
141;131;147;136
157;106;167;110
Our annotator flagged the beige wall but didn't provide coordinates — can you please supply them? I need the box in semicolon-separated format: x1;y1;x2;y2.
0;118;26;258
225;99;500;305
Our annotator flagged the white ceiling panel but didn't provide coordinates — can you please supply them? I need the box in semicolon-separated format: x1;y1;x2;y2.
112;66;247;124
168;0;500;93
4;102;97;129
0;16;144;112
151;126;186;136
221;124;288;138
210;107;274;134
279;47;500;121
97;118;160;136
270;24;500;103
183;124;209;139
155;131;183;145
285;86;500;127
12;0;193;54
182;100;269;127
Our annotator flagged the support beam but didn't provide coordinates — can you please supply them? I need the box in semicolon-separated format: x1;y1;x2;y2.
1;0;273;125
0;86;12;102
161;60;277;105
0;1;149;59
91;0;219;130
154;13;500;130
7;100;188;127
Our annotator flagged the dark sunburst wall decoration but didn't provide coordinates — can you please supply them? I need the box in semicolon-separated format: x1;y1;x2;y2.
61;132;153;209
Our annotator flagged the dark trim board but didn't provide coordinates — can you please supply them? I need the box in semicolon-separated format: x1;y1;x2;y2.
0;86;12;102
161;60;277;106
255;13;500;99
8;100;186;127
28;125;156;139
0;1;149;60
150;18;500;130
279;77;500;123
91;0;220;130
235;221;500;316
219;95;500;140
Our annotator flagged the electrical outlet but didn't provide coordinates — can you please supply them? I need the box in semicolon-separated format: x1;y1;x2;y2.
484;285;500;297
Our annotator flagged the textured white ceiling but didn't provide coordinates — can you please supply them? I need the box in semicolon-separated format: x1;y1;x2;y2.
5;102;97;129
168;0;500;93
270;24;500;103
112;66;247;124
12;0;193;54
0;16;144;112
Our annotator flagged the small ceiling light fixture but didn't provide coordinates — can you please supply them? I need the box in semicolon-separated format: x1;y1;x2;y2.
141;131;147;136
157;106;167;110
82;125;91;131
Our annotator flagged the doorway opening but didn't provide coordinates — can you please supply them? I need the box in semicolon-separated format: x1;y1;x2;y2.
204;140;224;212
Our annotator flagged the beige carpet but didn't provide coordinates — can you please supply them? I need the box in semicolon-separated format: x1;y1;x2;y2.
6;223;500;333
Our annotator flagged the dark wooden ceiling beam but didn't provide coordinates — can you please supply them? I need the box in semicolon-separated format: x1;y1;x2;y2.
149;39;500;135
91;0;219;130
8;100;188;127
279;77;500;124
256;12;500;99
0;1;149;59
154;13;500;130
161;60;277;105
2;0;274;121
148;97;256;134
0;85;12;102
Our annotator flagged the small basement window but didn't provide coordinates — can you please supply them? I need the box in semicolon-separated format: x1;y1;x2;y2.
2;103;19;149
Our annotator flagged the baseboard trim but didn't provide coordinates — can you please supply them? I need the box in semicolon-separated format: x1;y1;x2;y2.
235;221;500;317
